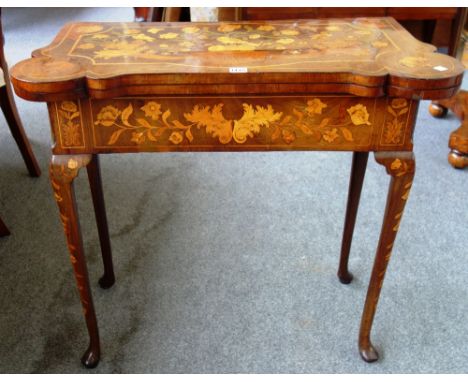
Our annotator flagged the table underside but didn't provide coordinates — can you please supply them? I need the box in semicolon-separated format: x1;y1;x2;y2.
48;95;417;154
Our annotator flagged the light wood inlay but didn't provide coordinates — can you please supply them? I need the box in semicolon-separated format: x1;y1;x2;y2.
10;18;464;101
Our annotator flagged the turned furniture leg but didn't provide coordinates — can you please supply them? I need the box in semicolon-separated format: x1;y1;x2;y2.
428;102;448;118
134;7;152;22
50;154;100;368
338;151;369;284
0;215;10;237
86;154;115;289
0;85;41;177
133;7;164;22
429;90;468;169
448;128;468;169
359;152;415;362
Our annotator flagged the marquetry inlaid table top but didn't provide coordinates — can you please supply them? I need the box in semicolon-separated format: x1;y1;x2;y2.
8;18;465;368
11;17;464;101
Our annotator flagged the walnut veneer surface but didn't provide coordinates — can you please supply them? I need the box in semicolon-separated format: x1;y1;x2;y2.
12;18;464;101
10;18;464;368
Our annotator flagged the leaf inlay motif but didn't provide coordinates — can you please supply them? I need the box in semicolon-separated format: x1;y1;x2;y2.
93;99;374;146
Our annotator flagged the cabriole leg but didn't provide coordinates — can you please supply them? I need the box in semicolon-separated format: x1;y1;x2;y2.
86;154;115;289
50;154;100;368
338;151;369;284
359;151;415;362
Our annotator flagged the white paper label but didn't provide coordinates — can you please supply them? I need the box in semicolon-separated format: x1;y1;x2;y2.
433;65;448;72
229;67;248;73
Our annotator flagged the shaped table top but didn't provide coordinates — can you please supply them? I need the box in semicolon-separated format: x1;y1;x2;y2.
10;18;465;101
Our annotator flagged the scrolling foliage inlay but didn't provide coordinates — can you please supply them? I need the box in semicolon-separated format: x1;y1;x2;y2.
92;97;374;147
56;101;83;147
383;98;409;145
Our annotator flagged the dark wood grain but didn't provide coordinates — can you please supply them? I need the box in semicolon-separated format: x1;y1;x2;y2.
86;154;115;288
338;151;369;284
49;154;100;368
44;95;418;155
134;7;164;22
236;7;461;21
359;151;415;362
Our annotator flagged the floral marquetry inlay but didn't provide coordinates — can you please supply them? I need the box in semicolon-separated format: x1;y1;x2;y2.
12;18;465;104
91;97;376;148
381;98;411;145
69;20;393;64
55;101;84;148
398;56;429;68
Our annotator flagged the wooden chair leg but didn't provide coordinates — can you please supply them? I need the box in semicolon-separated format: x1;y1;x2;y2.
338;151;369;284
448;126;468;169
359;151;415;362
133;7;164;22
0;215;10;237
50;154;100;368
0;85;41;177
428;102;448;118
86;154;115;289
134;7;152;22
428;90;468;169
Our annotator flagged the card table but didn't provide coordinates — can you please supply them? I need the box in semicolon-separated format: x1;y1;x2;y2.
10;17;464;368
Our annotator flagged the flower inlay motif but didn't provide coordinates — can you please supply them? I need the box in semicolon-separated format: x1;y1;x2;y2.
71;21;390;62
57;101;82;147
383;98;409;144
93;99;373;146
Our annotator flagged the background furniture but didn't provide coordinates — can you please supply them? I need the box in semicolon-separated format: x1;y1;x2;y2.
0;9;41;236
429;16;468;169
430;90;468;168
134;7;163;22
134;7;190;22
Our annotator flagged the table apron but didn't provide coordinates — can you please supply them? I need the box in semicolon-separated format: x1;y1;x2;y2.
48;95;417;154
